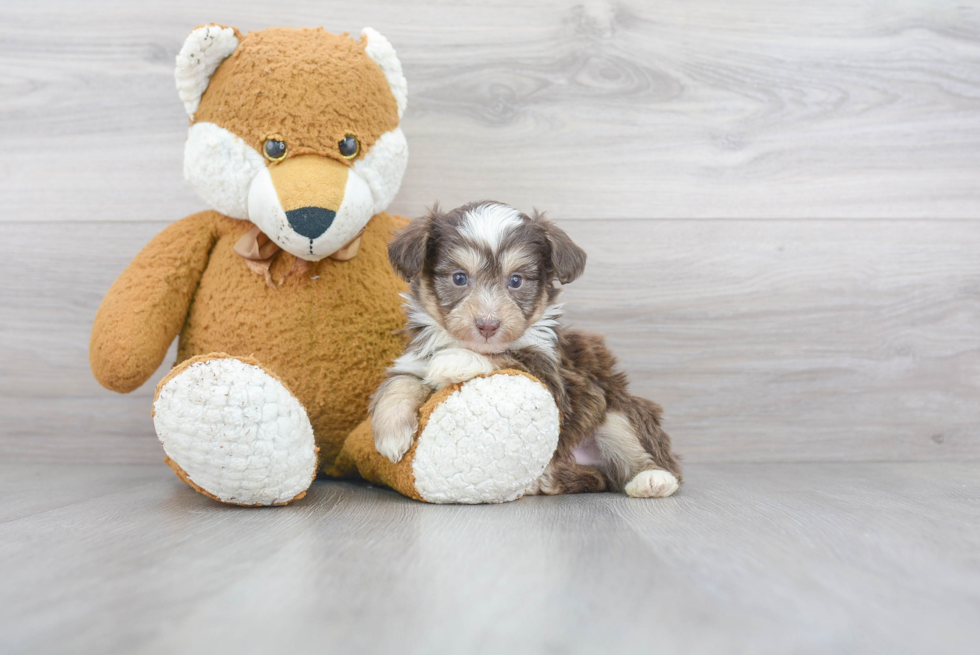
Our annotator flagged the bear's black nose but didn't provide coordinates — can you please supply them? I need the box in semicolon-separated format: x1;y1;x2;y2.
286;207;336;240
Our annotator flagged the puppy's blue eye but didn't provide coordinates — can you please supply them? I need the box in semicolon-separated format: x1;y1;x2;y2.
508;274;523;289
452;272;468;286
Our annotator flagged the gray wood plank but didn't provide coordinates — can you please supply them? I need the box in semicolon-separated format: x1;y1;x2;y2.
1;461;978;654
2;0;980;221
0;221;175;464
560;218;980;463
1;219;977;464
0;463;157;523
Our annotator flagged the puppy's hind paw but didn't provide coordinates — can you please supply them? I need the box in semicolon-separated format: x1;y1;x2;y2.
625;469;679;498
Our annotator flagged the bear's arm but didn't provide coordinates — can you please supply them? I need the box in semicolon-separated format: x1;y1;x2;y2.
89;212;219;393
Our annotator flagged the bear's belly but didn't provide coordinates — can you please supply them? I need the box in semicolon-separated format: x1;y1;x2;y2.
177;213;408;466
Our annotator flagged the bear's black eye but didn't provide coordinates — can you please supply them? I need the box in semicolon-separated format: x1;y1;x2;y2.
263;139;287;162
452;272;468;287
508;274;523;289
338;135;359;159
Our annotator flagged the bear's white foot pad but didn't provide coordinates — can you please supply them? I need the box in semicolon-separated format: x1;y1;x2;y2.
625;469;679;498
153;357;317;506
412;374;560;504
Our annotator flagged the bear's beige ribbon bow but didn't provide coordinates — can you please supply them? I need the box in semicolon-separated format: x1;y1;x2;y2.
233;225;364;288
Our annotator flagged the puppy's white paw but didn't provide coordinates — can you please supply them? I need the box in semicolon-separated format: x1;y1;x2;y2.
372;400;419;463
625;469;679;498
424;348;495;389
375;427;414;463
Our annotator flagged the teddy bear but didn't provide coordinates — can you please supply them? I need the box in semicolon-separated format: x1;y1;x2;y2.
89;24;560;506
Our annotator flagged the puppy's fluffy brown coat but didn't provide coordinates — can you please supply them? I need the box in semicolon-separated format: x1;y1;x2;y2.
370;201;681;497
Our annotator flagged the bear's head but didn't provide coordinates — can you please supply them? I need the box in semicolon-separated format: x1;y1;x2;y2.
175;25;408;261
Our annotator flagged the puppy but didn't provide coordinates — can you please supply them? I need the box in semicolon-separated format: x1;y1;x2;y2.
370;201;681;498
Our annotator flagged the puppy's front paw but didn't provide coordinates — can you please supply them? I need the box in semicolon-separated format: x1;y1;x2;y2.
374;424;418;464
375;425;415;463
424;348;495;389
372;401;419;463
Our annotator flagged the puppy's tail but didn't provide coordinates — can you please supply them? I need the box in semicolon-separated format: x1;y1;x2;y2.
627;396;682;481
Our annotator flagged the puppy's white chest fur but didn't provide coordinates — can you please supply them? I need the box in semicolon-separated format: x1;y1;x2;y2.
424;348;496;389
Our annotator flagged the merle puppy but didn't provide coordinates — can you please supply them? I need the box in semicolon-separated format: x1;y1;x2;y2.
370;201;681;497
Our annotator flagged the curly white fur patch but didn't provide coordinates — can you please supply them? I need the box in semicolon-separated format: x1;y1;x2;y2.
183;122;266;220
153;358;317;506
361;27;407;118
175;24;239;118
353;128;409;215
412;374;560;504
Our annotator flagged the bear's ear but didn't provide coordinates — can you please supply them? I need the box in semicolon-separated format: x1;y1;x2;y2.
175;24;241;119
360;28;408;119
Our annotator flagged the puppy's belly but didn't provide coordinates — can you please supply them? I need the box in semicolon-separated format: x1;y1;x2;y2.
572;435;602;466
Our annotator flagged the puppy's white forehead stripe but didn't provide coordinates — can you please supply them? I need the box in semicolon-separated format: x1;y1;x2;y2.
460;204;523;253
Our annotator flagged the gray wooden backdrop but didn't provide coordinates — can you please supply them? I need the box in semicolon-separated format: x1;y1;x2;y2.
2;0;978;464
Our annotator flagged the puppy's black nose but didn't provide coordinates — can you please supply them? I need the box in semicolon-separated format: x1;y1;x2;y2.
286;207;336;239
476;317;501;339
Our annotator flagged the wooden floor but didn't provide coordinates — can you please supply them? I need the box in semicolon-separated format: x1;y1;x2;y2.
2;461;978;654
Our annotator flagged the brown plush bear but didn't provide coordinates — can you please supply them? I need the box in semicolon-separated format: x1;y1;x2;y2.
90;25;559;506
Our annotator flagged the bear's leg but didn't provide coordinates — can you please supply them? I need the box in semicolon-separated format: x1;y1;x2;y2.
331;371;559;504
152;353;318;506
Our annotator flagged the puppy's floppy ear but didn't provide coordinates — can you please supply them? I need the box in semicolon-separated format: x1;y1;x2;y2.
536;212;587;284
388;214;432;280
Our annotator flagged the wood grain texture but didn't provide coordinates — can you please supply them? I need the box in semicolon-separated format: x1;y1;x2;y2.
1;461;978;654
2;0;980;221
2;220;977;464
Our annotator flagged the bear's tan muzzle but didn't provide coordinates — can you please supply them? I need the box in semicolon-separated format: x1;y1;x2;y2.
268;155;349;242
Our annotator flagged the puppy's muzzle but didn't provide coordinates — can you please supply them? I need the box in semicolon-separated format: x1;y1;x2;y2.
476;317;501;339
